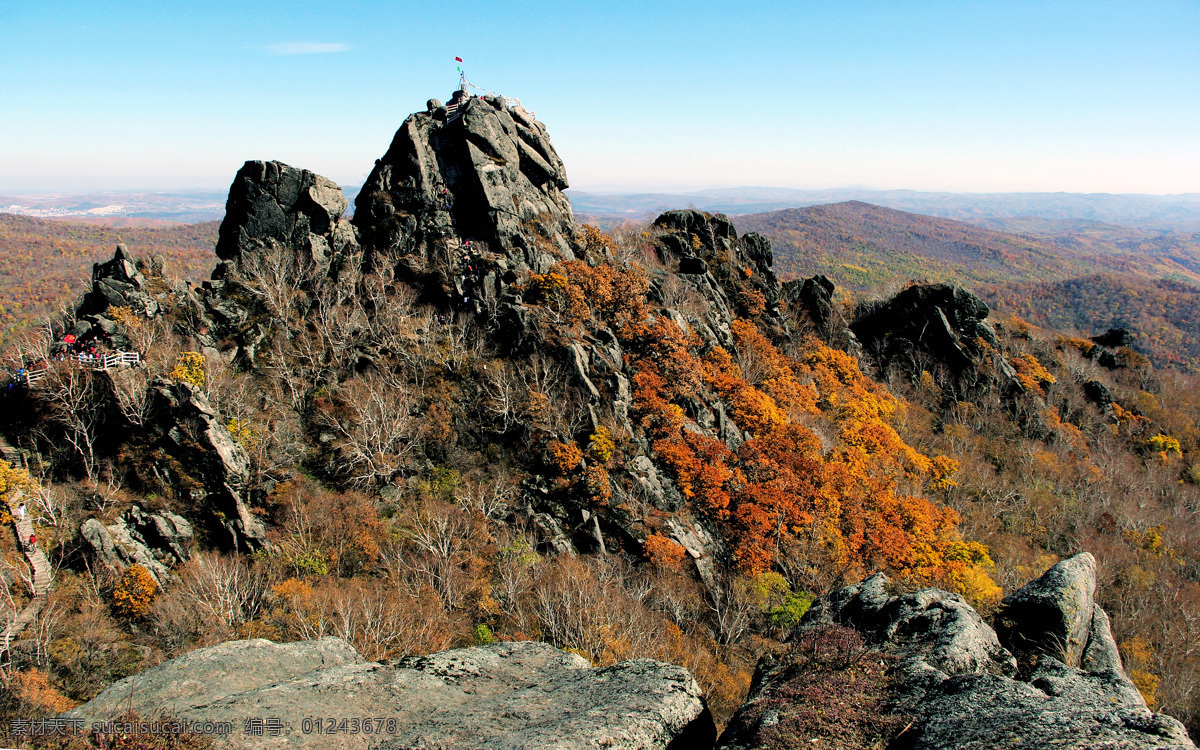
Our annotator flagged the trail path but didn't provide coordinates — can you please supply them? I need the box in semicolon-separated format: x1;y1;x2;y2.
1;449;54;658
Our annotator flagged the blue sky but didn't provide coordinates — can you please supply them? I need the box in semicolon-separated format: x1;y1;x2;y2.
1;1;1197;194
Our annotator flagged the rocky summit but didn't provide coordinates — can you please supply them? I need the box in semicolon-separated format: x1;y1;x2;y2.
66;639;715;750
720;553;1195;750
355;88;576;279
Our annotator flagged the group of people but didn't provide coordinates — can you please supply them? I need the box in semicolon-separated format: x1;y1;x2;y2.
53;333;102;362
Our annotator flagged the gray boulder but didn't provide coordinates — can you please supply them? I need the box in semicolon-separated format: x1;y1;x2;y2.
66;638;715;750
79;505;193;583
719;557;1195;750
995;551;1098;668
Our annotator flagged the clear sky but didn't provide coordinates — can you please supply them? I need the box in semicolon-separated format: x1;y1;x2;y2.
1;1;1197;194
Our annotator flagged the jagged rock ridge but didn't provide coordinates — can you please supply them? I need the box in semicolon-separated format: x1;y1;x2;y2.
355;88;576;280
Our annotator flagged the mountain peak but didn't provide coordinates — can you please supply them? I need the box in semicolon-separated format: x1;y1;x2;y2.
353;89;576;277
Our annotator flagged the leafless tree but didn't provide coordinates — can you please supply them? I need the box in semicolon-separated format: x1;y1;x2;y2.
706;572;756;646
168;551;268;636
36;365;106;480
314;374;420;488
232;239;316;323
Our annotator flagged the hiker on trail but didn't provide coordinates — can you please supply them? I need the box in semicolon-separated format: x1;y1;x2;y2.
16;503;25;521
28;533;36;548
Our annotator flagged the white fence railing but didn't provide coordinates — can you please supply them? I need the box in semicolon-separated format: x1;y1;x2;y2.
21;350;140;386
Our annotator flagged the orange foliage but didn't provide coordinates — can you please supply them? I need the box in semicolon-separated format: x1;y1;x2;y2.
644;534;688;570
10;668;76;715
111;564;158;619
626;312;985;585
546;441;584;474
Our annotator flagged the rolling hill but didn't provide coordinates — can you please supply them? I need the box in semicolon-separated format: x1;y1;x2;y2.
732;201;1090;289
733;201;1200;370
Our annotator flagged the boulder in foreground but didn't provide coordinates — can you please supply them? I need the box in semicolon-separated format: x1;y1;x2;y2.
66;639;715;750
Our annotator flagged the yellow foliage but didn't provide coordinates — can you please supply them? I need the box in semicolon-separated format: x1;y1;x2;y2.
588;426;615;463
111;563;158;619
170;351;206;387
1122;636;1155;667
226;418;262;452
1131;670;1160;708
946;563;1003;612
107;304;139;328
929;455;959;491
1012;353;1056;393
1;458;36;503
1146;433;1182;460
1124;526;1168;556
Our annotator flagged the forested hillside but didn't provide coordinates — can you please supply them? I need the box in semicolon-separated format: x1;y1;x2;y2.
733;201;1200;371
0;214;217;350
733;201;1086;290
980;274;1200;372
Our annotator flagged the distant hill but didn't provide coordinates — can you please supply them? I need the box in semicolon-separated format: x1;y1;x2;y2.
733;201;1200;370
979;274;1200;372
734;201;1200;288
962;216;1200;284
733;201;1090;289
570;187;1200;231
0;213;217;350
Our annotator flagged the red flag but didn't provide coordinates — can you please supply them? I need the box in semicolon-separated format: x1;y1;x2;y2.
455;57;463;62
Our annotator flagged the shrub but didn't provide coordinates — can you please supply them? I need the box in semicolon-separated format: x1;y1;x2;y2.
111;564;158;619
169;351;205;388
643;534;687;570
745;625;907;749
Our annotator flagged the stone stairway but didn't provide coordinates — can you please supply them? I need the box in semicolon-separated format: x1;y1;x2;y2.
2;490;53;658
0;433;20;466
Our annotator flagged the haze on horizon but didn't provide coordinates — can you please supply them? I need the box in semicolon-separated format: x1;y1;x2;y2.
1;0;1197;196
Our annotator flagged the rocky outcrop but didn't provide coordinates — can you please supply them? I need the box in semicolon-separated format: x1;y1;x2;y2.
79;244;160;319
66;638;715;750
652;210;780;326
214;160;358;280
782;274;860;354
995;551;1100;669
67;244;161;349
143;379;267;552
851;283;1017;399
720;553;1194;750
354;87;576;285
79;505;193;583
